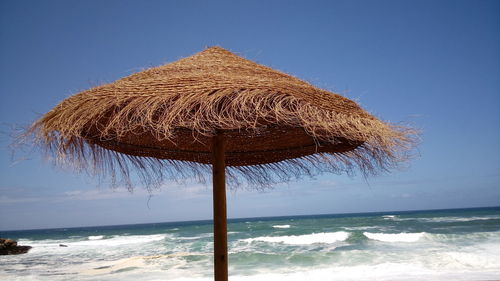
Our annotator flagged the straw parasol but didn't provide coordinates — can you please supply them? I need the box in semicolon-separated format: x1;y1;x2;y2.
25;47;416;281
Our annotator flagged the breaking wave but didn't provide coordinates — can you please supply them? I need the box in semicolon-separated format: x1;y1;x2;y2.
88;235;104;240
272;225;291;229
243;231;350;245
363;232;425;242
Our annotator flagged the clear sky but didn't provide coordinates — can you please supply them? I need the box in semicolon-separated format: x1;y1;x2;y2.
1;0;499;231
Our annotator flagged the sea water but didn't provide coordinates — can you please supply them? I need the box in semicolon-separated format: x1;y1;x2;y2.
1;207;500;280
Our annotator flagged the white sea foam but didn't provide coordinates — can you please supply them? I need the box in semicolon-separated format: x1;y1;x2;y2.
272;225;291;229
3;263;500;281
417;215;500;223
441;251;500;269
22;234;167;250
383;215;500;223
73;260;500;281
4;231;500;281
382;215;396;219
227;263;500;281
80;234;166;246
243;231;350;245
75;234;165;247
363;232;425;242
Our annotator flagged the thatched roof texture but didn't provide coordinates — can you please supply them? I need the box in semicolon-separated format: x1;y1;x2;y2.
27;47;416;189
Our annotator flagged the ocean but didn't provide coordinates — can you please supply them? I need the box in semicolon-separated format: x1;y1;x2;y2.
1;207;499;281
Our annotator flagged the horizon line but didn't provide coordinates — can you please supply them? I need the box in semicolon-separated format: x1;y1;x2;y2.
1;205;499;233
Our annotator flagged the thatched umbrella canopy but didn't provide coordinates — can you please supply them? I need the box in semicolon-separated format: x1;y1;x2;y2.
26;47;416;281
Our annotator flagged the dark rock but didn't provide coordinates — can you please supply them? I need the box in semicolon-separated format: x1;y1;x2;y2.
4;239;17;247
59;244;68;247
0;238;31;255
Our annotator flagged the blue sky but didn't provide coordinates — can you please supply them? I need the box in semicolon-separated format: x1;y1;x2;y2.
1;0;499;231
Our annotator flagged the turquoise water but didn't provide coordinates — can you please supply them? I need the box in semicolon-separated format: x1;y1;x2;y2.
1;207;500;280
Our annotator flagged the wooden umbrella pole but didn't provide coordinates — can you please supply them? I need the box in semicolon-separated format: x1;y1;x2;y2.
212;132;228;281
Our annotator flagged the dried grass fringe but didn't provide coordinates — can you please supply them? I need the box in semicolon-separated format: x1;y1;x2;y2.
22;88;418;191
